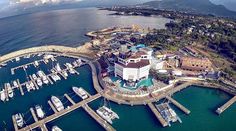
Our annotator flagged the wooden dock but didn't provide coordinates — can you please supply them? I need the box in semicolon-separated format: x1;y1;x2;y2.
40;124;48;131
17;79;24;96
82;104;115;131
216;95;236;115
64;93;76;105
4;83;9;101
12;115;19;131
166;96;190;114
48;100;58;113
18;93;101;131
30;107;39;122
147;103;168;127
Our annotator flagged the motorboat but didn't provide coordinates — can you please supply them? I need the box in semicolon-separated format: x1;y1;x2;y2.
32;74;38;80
6;83;14;98
0;89;6;101
51;96;64;112
72;87;88;100
14;113;24;128
37;78;43;87
55;63;62;72
35;105;45;119
52;126;62;131
34;61;39;67
13;80;19;88
42;76;49;84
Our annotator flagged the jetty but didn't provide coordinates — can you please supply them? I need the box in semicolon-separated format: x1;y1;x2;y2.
29;75;39;90
216;95;236;115
16;93;101;131
64;93;76;105
147;103;168;127
17;79;24;96
166;96;190;114
48;100;58;113
82;104;115;131
30;107;39;122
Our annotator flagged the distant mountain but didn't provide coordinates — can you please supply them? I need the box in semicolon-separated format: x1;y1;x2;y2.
142;0;236;18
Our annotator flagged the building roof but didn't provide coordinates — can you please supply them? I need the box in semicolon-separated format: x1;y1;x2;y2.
117;59;150;68
180;57;212;71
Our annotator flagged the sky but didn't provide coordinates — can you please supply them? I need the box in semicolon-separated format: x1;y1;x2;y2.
0;0;235;11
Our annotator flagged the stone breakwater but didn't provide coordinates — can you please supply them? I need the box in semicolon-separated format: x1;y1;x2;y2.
0;45;95;63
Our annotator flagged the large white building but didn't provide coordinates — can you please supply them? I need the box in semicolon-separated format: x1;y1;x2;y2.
114;47;152;82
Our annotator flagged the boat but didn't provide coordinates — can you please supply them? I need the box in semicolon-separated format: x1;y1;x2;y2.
69;68;75;74
55;63;62;72
155;102;181;126
15;57;20;62
36;78;43;86
26;82;31;92
72;87;88;100
62;70;68;77
0;89;6;101
65;63;73;69
96;99;119;124
55;74;61;81
32;74;38;80
6;83;14;98
51;96;64;112
52;126;62;131
13;81;19;88
34;61;39;67
51;74;58;82
35;105;45;119
37;71;44;78
14;113;24;128
42;76;49;84
29;81;35;90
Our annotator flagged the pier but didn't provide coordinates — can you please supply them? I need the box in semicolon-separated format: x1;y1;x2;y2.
64;93;76;105
30;107;39;122
12;116;18;131
29;75;39;90
17;79;24;96
17;93;101;131
147;103;168;127
166;96;190;114
40;124;48;131
82;104;115;131
48;100;58;113
216;95;236;115
4;83;9;101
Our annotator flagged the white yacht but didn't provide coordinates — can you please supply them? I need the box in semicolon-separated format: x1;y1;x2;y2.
37;71;44;78
55;63;62;72
51;74;58;82
72;87;88;100
15;57;20;62
62;70;68;77
6;83;14;98
14;113;24;128
32;74;38;80
0;89;6;101
37;78;43;87
29;81;35;90
26;82;31;92
52;126;62;131
51;96;64;112
13;81;19;88
34;61;39;67
35;105;45;119
69;68;75;74
42;76;49;84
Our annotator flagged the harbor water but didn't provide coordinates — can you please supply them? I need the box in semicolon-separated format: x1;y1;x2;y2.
0;8;235;131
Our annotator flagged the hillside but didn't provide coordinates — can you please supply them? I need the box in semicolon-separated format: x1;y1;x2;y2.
142;0;236;18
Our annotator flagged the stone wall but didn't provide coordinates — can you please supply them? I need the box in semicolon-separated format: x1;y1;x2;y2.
0;45;80;63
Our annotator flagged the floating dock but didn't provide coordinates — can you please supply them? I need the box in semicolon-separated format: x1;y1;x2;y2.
48;100;58;113
82;104;115;131
4;83;9;101
40;124;48;131
29;75;39;90
166;96;190;114
216;95;236;115
17;93;102;131
17;79;24;96
12;115;18;131
147;103;168;127
30;107;39;122
64;93;76;105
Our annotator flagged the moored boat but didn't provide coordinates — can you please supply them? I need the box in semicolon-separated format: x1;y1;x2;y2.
51;96;64;112
35;105;45;119
52;126;62;131
14;113;24;128
72;87;88;100
6;83;14;98
0;89;6;102
37;78;43;87
13;81;19;88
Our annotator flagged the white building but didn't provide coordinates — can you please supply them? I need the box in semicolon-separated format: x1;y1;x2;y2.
115;48;152;82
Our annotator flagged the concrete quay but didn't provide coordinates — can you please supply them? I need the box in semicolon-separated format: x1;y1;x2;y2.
166;96;190;114
216;95;236;115
147;103;168;127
